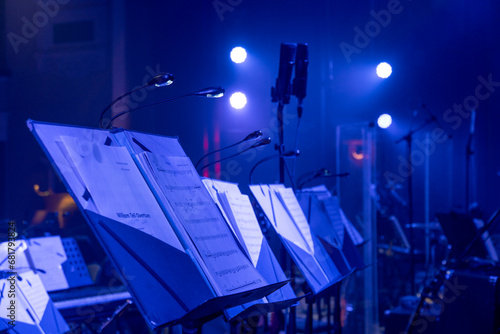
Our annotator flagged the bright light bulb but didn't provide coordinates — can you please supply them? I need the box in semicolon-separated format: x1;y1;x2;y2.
376;62;392;79
230;47;247;64
230;92;247;109
377;113;392;129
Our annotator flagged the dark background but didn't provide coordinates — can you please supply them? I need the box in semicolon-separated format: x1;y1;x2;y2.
1;0;500;229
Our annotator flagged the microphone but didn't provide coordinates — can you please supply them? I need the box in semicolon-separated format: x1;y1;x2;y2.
194;130;262;168
105;86;225;129
292;43;308;117
297;168;350;189
192;87;225;98
198;137;272;172
147;73;174;87
271;43;297;104
248;150;300;185
99;72;174;128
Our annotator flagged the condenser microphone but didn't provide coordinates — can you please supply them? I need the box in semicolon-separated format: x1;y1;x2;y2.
271;43;297;104
198;137;272;172
195;130;262;168
292;43;308;104
147;73;174;87
297;168;350;189
99;72;174;128
104;86;225;129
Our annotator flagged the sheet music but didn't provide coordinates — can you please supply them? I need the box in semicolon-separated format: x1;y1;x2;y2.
296;192;341;247
275;187;315;254
27;121;111;212
249;185;313;255
219;192;263;267
60;136;184;252
322;196;364;246
302;185;331;199
201;179;241;238
141;153;266;295
0;240;30;271
322;197;346;244
16;271;48;325
339;208;364;245
26;236;68;292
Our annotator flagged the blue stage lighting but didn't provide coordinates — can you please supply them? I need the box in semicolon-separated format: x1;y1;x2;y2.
377;113;392;128
230;92;247;109
230;47;247;64
376;62;392;78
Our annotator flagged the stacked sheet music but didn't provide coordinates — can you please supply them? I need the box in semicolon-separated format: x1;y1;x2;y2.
28;120;285;329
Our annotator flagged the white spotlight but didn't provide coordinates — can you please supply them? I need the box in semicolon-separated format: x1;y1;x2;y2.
377;113;392;129
230;47;247;64
376;62;392;79
230;92;247;109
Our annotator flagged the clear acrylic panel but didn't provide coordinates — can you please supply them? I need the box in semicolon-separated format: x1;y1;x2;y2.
336;122;380;334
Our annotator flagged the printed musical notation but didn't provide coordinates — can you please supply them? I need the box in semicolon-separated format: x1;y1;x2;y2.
249;185;313;255
59;136;184;253
215;264;250;277
275;187;315;254
140;153;266;295
218;192;264;267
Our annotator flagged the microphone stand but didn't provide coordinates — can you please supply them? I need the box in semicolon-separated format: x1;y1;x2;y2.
465;111;476;214
395;117;435;296
277;101;286;184
271;43;296;334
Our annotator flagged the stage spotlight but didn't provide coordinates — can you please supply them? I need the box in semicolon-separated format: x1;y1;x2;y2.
230;92;247;109
230;47;247;64
377;113;392;129
376;62;392;78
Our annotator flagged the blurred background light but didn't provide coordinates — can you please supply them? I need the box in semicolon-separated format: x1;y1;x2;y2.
376;62;392;79
230;92;247;109
377;113;392;128
230;46;247;64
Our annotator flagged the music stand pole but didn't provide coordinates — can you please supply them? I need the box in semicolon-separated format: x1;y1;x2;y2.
277;102;298;334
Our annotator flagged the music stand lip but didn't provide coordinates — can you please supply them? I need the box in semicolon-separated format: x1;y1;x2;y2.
163;280;289;329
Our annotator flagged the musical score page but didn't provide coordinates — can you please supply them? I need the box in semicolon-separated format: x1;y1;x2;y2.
275;187;315;254
141;153;266;295
218;192;263;267
60;136;184;252
249;185;312;255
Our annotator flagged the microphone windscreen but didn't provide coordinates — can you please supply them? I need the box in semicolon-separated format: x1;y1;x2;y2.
252;137;272;148
147;73;174;87
243;130;262;141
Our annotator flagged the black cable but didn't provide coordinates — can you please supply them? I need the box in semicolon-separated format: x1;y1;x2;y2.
249;155;277;185
291;112;302;188
248;152;299;185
